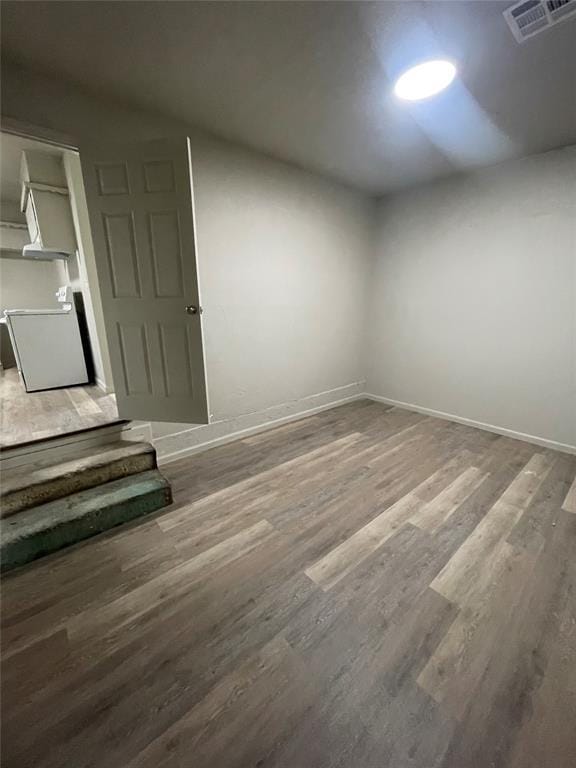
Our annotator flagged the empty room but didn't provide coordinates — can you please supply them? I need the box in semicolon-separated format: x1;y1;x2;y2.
0;1;575;767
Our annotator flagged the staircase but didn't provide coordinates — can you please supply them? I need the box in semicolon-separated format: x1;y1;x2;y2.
0;440;172;572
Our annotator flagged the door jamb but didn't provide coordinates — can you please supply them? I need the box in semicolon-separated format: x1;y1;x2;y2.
1;116;114;391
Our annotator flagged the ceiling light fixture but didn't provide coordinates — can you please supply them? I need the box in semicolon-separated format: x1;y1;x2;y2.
394;60;457;101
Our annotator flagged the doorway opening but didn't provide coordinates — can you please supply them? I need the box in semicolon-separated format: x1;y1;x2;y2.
0;131;120;449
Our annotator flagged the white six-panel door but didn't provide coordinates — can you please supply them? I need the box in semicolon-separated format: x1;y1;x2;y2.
81;138;209;423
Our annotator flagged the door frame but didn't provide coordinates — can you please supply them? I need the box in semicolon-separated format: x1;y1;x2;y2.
1;118;113;393
1;117;212;424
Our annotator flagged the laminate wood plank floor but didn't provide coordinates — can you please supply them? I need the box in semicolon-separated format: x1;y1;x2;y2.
0;368;119;449
2;400;575;767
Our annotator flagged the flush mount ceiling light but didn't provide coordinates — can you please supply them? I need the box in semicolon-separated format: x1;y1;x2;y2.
394;60;457;101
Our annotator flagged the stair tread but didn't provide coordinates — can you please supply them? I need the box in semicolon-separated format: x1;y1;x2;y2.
1;441;155;496
1;469;169;544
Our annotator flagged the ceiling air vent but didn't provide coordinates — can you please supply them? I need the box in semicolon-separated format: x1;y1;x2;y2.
504;0;576;42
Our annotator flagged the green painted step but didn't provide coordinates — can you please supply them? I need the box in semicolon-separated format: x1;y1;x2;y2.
1;469;172;573
1;441;157;518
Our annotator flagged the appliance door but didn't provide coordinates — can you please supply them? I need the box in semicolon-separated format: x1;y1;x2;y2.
8;313;89;392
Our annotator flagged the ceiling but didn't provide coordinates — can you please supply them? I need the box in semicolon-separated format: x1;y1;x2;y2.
1;1;575;195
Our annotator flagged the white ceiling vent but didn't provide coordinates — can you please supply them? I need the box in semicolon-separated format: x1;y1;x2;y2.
504;0;576;42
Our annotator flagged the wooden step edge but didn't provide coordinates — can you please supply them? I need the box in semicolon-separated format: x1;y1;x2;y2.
0;419;130;454
2;440;157;491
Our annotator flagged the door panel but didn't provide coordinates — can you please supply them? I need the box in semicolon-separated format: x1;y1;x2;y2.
81;138;209;423
103;212;141;298
148;210;184;297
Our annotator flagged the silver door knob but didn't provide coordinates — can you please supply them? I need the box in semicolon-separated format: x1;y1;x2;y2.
185;305;198;315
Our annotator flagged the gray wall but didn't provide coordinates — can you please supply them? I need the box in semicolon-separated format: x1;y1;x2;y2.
365;147;576;449
190;136;372;419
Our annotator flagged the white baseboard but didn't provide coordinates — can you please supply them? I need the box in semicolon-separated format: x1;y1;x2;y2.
153;381;576;464
156;381;366;465
95;377;113;394
365;393;576;456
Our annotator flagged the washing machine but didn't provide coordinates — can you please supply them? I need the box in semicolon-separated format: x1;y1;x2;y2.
2;286;89;392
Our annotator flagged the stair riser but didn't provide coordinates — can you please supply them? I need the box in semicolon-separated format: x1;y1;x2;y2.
1;453;156;519
1;484;172;573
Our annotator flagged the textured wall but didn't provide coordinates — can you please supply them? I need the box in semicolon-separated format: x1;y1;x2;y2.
365;147;576;448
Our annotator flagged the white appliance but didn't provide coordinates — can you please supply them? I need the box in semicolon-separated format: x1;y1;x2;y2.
2;286;89;392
